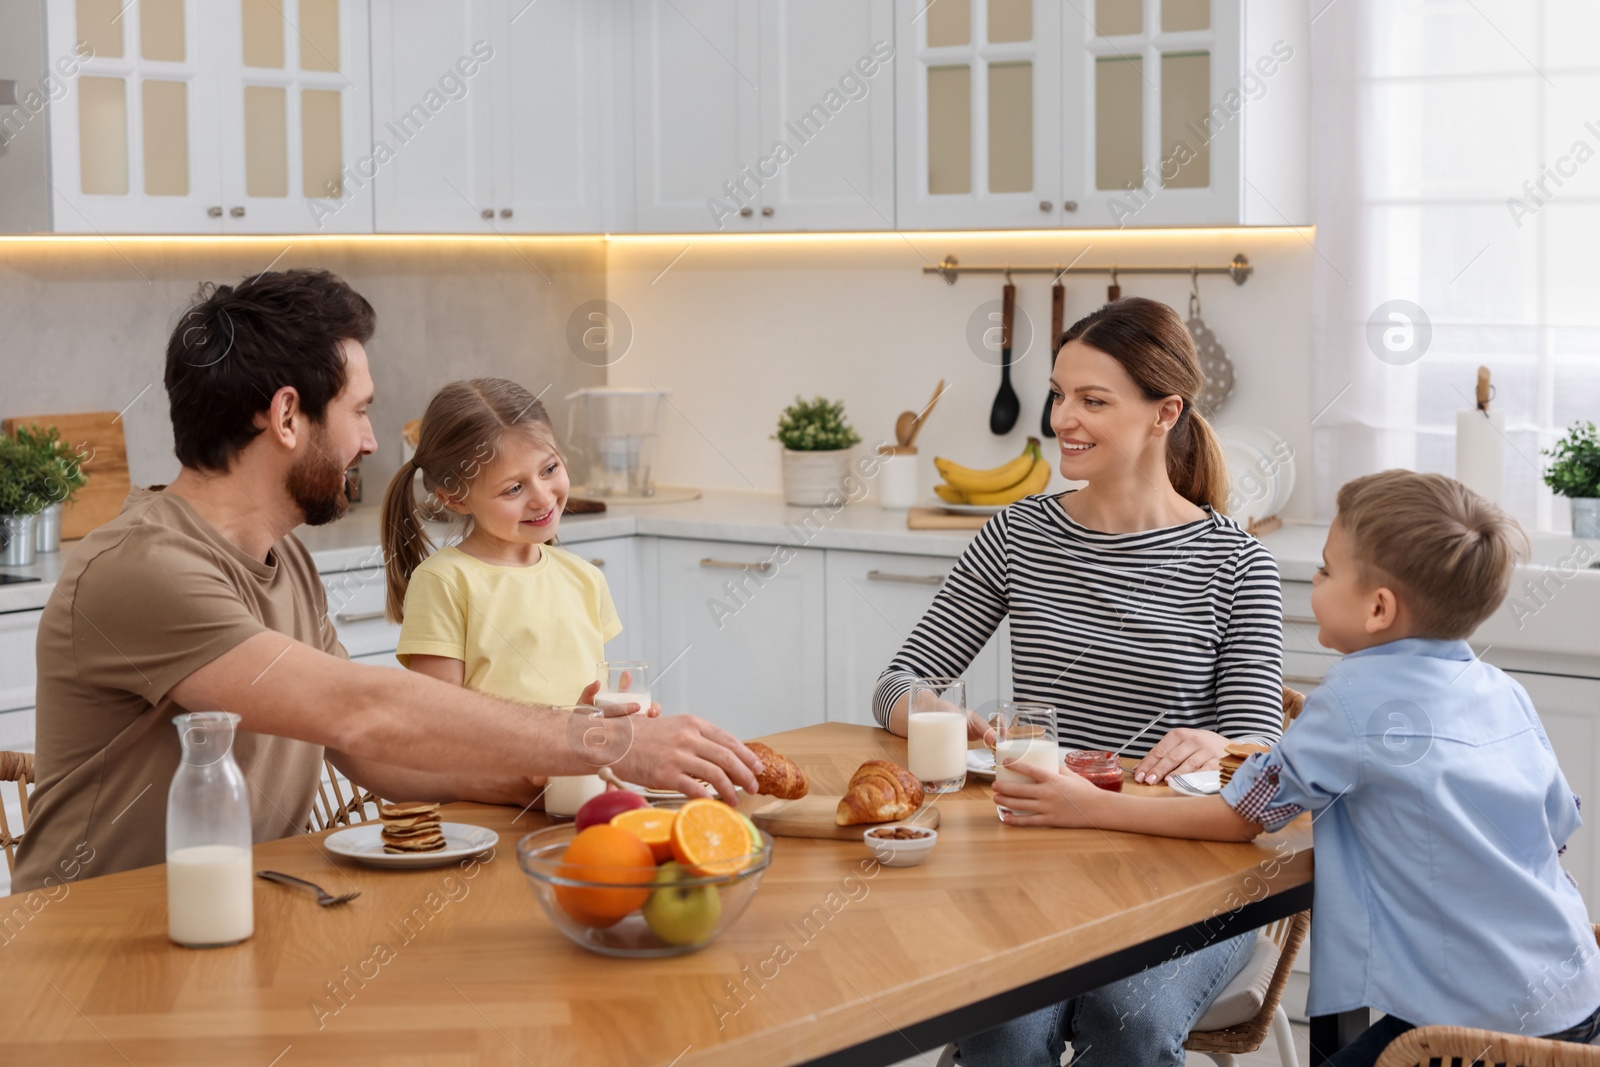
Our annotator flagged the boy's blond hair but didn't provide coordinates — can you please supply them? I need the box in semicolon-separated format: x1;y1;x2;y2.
1335;470;1528;639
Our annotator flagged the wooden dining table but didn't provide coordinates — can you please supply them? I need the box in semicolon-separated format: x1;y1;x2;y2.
0;723;1318;1066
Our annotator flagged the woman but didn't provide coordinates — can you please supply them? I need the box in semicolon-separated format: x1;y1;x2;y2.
873;298;1285;1066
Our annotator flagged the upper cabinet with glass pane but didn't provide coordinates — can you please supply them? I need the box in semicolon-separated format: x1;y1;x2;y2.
896;0;1310;230
32;0;371;233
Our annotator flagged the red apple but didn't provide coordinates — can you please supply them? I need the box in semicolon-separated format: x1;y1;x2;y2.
574;789;646;831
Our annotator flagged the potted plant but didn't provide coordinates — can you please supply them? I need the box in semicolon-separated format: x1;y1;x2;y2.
11;424;89;554
0;434;59;566
1544;420;1600;539
773;396;862;507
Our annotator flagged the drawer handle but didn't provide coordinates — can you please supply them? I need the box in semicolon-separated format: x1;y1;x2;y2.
699;558;775;574
333;610;388;624
588;558;605;568
1282;616;1318;627
866;570;944;587
1284;675;1323;686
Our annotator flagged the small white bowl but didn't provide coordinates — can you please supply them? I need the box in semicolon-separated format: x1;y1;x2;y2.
863;826;938;867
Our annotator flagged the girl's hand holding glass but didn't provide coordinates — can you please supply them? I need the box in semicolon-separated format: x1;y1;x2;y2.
992;756;1097;827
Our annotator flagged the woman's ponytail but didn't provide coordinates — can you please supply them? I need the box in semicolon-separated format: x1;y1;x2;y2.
1168;407;1230;513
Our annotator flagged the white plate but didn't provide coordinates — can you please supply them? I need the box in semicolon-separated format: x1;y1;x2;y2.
925;500;1005;516
1167;770;1222;796
966;749;996;779
323;822;499;869
1216;425;1296;522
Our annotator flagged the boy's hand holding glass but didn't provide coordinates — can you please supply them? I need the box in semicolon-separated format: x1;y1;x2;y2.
992;755;1100;827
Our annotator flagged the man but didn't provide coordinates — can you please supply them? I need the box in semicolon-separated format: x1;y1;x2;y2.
13;269;760;892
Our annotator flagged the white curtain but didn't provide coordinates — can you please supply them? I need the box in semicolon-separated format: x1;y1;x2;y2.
1309;0;1600;531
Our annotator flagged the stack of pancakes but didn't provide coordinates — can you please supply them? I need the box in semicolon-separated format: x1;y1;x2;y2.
380;801;446;854
1219;742;1272;786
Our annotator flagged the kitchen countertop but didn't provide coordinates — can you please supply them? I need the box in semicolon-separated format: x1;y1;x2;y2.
4;490;1596;664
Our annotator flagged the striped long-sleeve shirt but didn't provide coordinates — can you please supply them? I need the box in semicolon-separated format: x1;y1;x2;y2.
872;493;1286;755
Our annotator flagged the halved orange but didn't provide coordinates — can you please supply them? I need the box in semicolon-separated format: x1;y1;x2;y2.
611;806;676;863
670;798;760;877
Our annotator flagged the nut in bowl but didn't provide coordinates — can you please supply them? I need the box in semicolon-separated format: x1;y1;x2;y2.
863;825;937;867
517;800;772;958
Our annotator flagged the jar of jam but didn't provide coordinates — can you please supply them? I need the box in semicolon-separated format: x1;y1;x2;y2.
1065;749;1124;792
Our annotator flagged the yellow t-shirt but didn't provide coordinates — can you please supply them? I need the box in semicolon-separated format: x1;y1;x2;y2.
396;544;622;707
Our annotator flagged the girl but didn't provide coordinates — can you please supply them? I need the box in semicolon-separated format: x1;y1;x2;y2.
380;378;645;716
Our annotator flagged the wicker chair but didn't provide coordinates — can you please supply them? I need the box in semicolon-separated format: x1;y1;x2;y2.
0;750;35;877
305;757;381;832
1373;925;1600;1067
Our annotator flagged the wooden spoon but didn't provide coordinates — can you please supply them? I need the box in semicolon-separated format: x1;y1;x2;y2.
906;379;946;449
894;411;917;447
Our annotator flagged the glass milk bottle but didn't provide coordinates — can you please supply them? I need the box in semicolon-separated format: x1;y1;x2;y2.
167;711;255;948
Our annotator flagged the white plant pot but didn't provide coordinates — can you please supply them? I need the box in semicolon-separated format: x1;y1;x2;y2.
781;448;853;507
1573;497;1600;540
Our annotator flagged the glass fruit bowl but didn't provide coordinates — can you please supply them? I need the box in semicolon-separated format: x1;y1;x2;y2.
517;817;773;958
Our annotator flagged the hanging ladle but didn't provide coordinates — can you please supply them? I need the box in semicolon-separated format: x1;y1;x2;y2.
989;272;1020;435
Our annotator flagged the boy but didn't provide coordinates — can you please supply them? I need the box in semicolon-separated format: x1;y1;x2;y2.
994;470;1600;1063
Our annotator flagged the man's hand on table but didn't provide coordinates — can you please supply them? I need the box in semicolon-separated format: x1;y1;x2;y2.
606;714;763;805
1131;727;1231;784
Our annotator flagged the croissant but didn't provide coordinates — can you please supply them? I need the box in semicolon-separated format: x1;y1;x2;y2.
748;742;809;799
835;760;925;826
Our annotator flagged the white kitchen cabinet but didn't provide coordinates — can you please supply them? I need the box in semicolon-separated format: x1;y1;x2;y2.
0;610;42;714
631;0;896;233
320;562;400;658
650;537;826;739
369;0;610;233
38;0;373;234
894;0;1308;230
823;549;1007;726
572;535;649;663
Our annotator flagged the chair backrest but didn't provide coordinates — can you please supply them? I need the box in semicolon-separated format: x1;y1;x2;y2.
306;758;381;833
0;750;37;876
1281;684;1306;731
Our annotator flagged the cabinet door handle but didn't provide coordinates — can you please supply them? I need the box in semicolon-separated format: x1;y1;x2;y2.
207;206;223;218
333;610;388;624
500;208;513;218
588;558;605;568
481;208;493;219
761;206;774;217
230;206;245;218
866;569;944;586
1039;200;1052;212
700;557;774;574
739;206;753;217
1063;201;1079;213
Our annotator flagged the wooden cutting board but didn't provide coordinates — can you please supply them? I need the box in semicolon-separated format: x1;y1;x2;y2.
744;794;940;840
906;506;989;530
2;412;130;540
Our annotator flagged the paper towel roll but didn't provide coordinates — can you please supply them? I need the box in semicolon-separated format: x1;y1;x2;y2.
1455;409;1504;504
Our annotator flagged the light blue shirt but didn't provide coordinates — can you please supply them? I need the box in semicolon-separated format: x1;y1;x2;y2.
1221;637;1600;1033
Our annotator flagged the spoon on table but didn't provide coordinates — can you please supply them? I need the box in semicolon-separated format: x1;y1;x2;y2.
989;281;1020;435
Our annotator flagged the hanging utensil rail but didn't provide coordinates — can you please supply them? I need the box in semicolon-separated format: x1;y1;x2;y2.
924;254;1253;286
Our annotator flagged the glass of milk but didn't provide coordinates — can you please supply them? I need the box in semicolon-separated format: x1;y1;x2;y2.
595;660;650;716
545;704;611;818
166;711;255;948
907;677;968;794
990;702;1060;819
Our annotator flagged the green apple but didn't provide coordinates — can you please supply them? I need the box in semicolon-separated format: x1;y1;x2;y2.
642;861;722;946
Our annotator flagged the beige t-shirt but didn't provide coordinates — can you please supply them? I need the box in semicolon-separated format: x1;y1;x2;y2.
12;487;334;893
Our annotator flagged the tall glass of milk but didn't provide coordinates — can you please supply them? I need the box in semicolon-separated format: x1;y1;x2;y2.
596;660;651;717
907;677;968;794
990;702;1060;819
545;704;610;817
167;711;255;948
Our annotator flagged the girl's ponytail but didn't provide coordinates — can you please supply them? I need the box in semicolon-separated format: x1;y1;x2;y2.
381;456;433;623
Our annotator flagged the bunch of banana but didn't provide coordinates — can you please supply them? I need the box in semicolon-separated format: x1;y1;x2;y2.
934;437;1049;506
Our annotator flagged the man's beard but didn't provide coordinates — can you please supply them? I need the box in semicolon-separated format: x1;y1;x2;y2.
287;426;350;527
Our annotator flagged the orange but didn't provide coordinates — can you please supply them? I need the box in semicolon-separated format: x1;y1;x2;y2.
669;798;760;877
610;807;676;863
553;824;656;925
